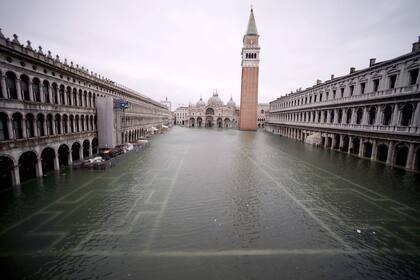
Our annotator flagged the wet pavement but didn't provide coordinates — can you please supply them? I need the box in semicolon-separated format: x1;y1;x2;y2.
0;126;420;279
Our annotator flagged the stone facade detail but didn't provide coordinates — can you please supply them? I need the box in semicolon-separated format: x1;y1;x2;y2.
267;37;420;171
0;30;170;187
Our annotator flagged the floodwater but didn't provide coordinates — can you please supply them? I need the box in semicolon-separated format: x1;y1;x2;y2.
0;126;420;279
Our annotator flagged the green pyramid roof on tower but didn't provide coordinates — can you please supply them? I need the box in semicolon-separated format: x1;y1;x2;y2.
246;8;258;35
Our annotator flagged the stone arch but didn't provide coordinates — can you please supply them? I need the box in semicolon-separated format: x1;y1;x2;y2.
83;139;90;158
0;155;15;188
394;143;409;167
377;144;388;162
364;141;373;158
19;150;38;183
352;137;360;155
41;147;55;174
71;141;81;161
58;144;70;167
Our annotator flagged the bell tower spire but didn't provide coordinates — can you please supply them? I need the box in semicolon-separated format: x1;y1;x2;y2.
239;7;260;131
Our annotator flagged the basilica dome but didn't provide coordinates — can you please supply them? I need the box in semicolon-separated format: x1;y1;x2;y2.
196;97;206;107
227;97;236;108
208;92;224;107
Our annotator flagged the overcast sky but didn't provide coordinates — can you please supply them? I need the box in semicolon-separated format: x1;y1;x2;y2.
1;0;419;109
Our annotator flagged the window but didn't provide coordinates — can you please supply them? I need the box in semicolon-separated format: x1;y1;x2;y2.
360;82;366;94
349;85;354;96
340;88;344;98
373;79;380;92
320;93;323;101
314;95;317;102
409;69;419;86
383;105;393;125
400;104;414;126
326;92;329;100
389;75;397;89
333;90;336;99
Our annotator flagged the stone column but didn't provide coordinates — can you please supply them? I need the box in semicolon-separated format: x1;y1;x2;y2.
15;78;22;100
52;118;57;135
7;116;14;139
386;141;395;165
371;140;378;160
351;108;357;124
343;109;348;125
13;165;20;186
375;107;383;125
53;153;60;171
0;75;7;98
413;102;420;127
339;135;344;149
391;105;399;126
362;107;368;125
33;118;38;137
324;135;329;148
67;119;70;133
36;157;43;177
79;146;83;160
331;135;337;149
68;151;73;165
43;119;47;137
21;117;27;138
405;143;415;170
358;138;364;158
348;136;353;154
28;81;34;101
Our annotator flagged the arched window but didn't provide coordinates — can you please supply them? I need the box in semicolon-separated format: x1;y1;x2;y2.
79;91;83;106
42;81;50;103
37;114;45;136
59;85;65;105
75;115;80;132
55;114;61;134
6;72;17;99
73;89;77;105
46;114;53;135
338;109;343;123
32;78;41;102
12;113;23;139
67;87;72;105
356;108;363;124
330;110;335;123
346;109;352;124
368;106;376;125
25;114;34;138
400;104;414;126
70;115;74;133
52;83;58;104
383;105;393;125
62;115;68;134
20;75;30;101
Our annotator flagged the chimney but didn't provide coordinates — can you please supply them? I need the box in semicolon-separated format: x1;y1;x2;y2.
369;58;376;67
350;67;356;74
412;36;420;52
316;79;322;85
331;74;334;80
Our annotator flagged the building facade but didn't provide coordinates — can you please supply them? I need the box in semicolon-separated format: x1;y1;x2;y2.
0;30;169;187
257;103;269;128
267;37;420;171
175;106;189;126
239;8;260;131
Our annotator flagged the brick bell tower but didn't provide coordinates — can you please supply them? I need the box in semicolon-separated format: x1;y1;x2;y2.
239;7;260;131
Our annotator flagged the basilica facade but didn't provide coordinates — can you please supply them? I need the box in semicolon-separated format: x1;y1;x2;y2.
175;91;239;128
